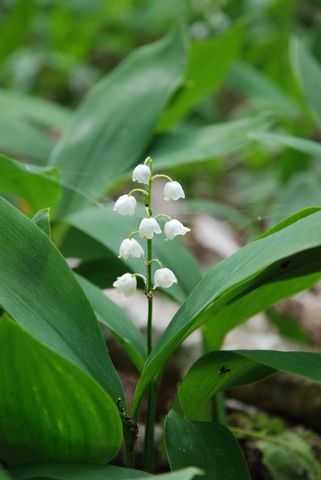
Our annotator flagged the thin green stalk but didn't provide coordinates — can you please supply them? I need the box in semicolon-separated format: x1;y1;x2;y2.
213;391;227;426
143;166;157;472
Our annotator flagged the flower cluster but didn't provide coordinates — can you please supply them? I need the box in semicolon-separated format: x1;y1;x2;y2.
112;156;190;297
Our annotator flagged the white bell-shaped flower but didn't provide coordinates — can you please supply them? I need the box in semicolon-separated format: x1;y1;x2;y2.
132;164;151;184
113;194;136;216
164;181;185;201
139;217;162;239
113;273;137;296
153;268;177;289
164;219;190;240
118;238;144;259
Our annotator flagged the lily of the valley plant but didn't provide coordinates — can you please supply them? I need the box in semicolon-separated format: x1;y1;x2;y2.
113;156;190;469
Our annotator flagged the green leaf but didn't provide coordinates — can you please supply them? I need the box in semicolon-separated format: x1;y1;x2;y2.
132;209;321;415
50;28;186;217
10;463;201;480
0;89;71;129
158;23;243;129
291;38;321;130
258;432;321;480
266;308;310;345
0;0;36;63
32;208;51;237
0;317;122;466
151;114;272;171
178;351;275;419
0;154;60;213
229;62;300;119
0;118;54;163
268;172;321;225
165;411;251;480
249;130;321;158
180;199;248;227
76;274;146;372
65;204;201;303
0;470;12;480
0;196;123;401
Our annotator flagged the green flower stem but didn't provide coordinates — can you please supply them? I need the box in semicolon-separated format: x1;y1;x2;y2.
142;160;157;472
148;258;163;268
128;188;149;197
151;174;173;182
129;231;139;239
155;213;172;221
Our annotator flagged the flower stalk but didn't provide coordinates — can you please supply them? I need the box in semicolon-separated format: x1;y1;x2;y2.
112;156;190;471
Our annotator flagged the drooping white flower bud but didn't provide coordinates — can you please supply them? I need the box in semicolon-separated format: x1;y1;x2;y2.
139;217;162;239
164;219;191;240
118;238;144;259
164;181;185;201
113;194;136;216
153;268;177;289
132;164;151;184
113;273;137;296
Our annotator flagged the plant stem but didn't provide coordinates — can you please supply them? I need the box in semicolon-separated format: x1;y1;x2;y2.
143;168;157;472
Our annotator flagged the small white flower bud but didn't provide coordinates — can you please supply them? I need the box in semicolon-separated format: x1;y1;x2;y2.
153;268;177;289
132;164;151;184
113;273;137;296
118;238;144;259
139;217;162;239
164;181;185;201
164;219;191;240
113;195;136;216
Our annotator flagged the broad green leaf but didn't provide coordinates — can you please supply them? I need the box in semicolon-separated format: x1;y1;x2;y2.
0;118;54;163
65;204;201;303
150;114;272;171
291;38;321;130
178;351;275;419
258;432;321;480
0;155;60;213
0;470;12;480
0;0;36;63
158;23;243;129
165;411;251;480
249;130;321;158
266;308;310;345
0;196;123;401
0;89;71;129
10;463;201;480
50;28;186;217
32;208;51;237
229;62;300;118
178;349;321;420
76;274;146;372
0;317;122;466
132;210;321;415
268;172;321;225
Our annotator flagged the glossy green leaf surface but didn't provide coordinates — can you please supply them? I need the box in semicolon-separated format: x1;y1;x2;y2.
0;118;54;163
0;317;122;466
229;62;300;118
165;411;250;480
291;38;321;130
178;351;275;419
50;28;186;216
76;274;146;371
11;463;201;480
151;115;272;171
66;204;201;303
0;470;12;480
132;209;321;415
158;23;243;129
0;196;123;401
249;130;321;158
0;155;60;213
0;89;71;129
